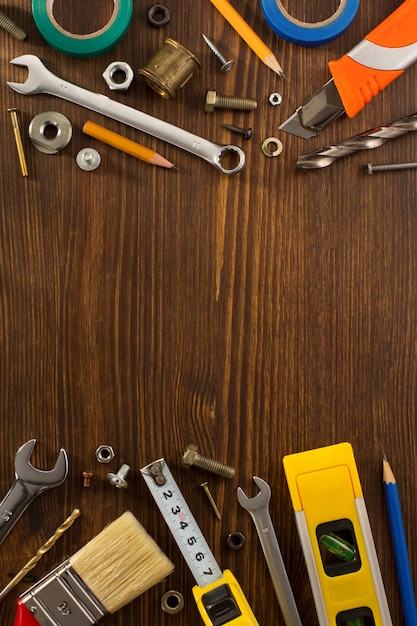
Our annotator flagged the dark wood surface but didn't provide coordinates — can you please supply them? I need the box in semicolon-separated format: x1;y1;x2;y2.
1;1;416;624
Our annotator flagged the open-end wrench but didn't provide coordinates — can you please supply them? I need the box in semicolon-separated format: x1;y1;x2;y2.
237;476;302;626
8;54;245;175
0;439;68;545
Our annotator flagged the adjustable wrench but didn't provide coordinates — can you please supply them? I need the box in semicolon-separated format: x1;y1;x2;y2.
237;476;302;626
0;439;68;545
7;54;245;175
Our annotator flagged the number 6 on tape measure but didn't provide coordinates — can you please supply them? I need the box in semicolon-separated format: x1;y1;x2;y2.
141;458;259;626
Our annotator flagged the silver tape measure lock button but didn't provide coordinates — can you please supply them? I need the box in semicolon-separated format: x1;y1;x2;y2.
32;0;133;58
260;0;360;46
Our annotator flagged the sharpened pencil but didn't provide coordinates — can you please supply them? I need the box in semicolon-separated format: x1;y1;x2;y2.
83;121;176;169
383;457;417;626
207;0;286;78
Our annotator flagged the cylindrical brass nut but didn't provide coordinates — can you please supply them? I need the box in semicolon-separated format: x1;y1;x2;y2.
138;38;200;100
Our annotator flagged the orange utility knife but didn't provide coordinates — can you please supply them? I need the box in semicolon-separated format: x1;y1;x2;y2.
280;0;417;138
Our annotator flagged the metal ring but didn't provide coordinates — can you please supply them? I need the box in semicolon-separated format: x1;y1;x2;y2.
28;111;72;154
147;4;170;27
262;137;283;157
161;590;184;613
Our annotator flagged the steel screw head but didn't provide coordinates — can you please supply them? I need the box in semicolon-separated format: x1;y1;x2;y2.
107;463;130;489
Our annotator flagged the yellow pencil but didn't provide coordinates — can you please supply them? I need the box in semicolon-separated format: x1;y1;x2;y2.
207;0;285;78
82;121;176;169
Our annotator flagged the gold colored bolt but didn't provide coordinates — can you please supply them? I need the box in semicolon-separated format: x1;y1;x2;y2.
200;482;222;520
82;470;94;487
0;9;27;40
182;444;235;479
205;89;257;113
7;108;28;177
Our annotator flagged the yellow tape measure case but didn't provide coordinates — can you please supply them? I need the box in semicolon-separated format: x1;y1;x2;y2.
283;443;392;626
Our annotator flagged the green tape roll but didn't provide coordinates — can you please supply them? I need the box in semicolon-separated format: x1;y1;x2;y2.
32;0;133;58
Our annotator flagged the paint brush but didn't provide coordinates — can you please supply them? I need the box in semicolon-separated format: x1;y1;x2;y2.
13;511;174;626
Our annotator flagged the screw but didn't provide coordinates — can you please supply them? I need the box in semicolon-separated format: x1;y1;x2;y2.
76;148;101;171
367;161;417;175
201;482;222;520
182;444;235;478
82;470;94;487
205;89;257;113
0;9;27;40
222;123;253;140
107;463;130;489
202;34;234;72
7;108;28;177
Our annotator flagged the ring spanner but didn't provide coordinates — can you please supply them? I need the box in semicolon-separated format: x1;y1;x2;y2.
0;439;69;545
7;54;245;175
237;476;302;626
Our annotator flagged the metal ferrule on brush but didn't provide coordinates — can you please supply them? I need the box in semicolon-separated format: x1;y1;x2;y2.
19;560;107;626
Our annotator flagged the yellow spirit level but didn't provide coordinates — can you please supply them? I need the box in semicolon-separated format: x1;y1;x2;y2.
283;443;392;626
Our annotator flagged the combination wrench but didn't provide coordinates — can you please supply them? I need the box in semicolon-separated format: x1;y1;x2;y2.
0;439;69;545
8;54;245;175
237;476;302;626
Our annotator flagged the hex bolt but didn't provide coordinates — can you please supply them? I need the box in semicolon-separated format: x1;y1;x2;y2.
202;34;235;72
367;161;417;175
205;89;257;113
107;463;130;489
222;123;253;140
200;482;222;520
82;470;94;487
0;9;27;40
181;444;236;478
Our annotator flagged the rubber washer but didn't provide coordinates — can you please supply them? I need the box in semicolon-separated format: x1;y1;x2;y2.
147;4;170;27
32;0;133;58
260;0;360;47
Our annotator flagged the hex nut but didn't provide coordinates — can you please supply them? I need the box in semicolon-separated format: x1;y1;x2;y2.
95;445;115;463
147;4;171;26
269;92;282;106
103;62;134;91
181;443;198;468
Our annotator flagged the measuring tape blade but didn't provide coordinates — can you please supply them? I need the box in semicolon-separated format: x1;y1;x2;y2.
141;458;223;587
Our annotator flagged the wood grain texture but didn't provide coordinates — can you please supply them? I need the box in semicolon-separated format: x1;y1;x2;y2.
1;0;417;624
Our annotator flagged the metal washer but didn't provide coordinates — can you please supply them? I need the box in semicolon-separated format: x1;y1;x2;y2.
29;111;72;154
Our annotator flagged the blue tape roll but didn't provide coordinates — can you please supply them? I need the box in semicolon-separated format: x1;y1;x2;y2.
32;0;133;58
260;0;360;47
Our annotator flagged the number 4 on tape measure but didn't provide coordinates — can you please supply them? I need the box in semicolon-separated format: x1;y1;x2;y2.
141;458;259;626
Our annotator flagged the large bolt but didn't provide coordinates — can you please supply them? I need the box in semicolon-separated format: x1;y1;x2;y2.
205;89;257;113
181;444;235;478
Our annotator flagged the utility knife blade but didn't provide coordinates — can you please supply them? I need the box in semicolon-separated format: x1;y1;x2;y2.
280;0;417;139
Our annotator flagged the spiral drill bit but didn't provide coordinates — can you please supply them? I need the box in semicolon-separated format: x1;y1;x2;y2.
296;112;417;170
0;508;81;602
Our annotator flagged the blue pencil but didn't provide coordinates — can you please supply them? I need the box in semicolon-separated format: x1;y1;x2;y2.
383;457;417;626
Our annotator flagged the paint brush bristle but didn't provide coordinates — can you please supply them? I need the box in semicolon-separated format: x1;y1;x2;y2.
69;511;174;614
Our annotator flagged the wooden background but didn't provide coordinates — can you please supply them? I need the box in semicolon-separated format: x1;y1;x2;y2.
1;0;416;624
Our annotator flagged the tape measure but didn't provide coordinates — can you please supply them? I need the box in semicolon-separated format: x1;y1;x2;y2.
141;459;259;626
260;0;360;47
32;0;133;58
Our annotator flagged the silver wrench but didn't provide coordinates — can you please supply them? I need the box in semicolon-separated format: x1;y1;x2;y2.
0;439;68;545
8;54;245;175
237;476;302;626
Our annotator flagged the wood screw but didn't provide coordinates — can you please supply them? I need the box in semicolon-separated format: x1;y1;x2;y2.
222;124;253;140
200;482;222;520
202;34;235;72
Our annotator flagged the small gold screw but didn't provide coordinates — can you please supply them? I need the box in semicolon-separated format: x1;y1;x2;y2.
7;108;28;177
82;470;94;487
201;482;222;520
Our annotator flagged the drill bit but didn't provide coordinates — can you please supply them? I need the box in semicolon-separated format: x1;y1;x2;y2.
0;508;81;602
296;112;417;170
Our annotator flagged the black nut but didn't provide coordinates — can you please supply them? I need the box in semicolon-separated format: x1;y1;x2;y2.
147;4;170;26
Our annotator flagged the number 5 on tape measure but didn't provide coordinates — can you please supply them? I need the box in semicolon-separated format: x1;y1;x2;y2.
141;458;259;626
283;443;392;626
